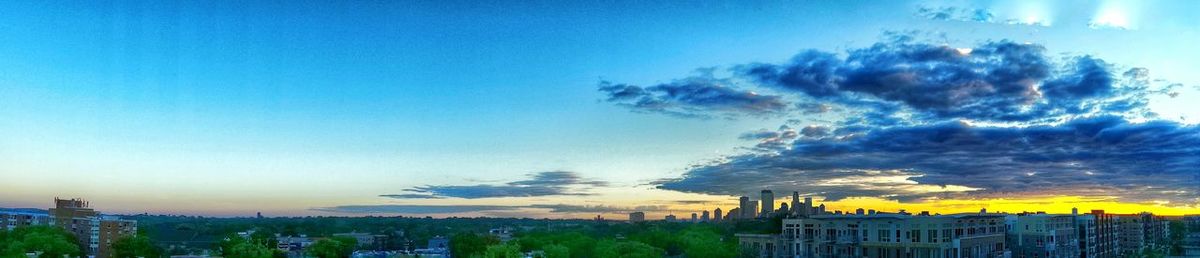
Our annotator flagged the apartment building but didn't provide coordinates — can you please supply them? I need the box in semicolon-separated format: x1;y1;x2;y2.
781;213;1007;258
1;198;137;258
1005;213;1079;258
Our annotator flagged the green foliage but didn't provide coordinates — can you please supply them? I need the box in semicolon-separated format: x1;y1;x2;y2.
451;232;499;258
594;240;662;258
227;241;274;258
0;225;82;258
541;244;569;258
307;237;357;258
220;235;275;258
475;243;522;258
111;235;163;258
677;226;737;258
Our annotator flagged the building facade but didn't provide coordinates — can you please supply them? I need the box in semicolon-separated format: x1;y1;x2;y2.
782;213;1007;258
0;210;54;230
762;190;775;218
1;198;137;258
1006;213;1079;258
628;212;645;222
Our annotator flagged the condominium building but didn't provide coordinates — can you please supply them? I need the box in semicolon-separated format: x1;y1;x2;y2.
1006;213;1080;258
1086;210;1120;258
1115;215;1145;255
781;213;1007;258
0;198;138;258
0;209;54;229
52;198;138;258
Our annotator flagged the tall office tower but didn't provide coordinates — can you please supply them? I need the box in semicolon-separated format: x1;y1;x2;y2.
758;189;777;217
803;197;813;216
760;190;774;217
855;208;864;215
779;202;789;214
701;210;710;222
791;191;800;216
747;202;759;219
817;204;826;214
713;208;723;223
739;196;755;220
691;213;698;223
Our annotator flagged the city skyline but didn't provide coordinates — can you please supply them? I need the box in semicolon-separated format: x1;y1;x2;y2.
3;0;1200;219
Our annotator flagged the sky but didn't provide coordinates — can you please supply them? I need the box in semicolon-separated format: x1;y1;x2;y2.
1;0;1198;219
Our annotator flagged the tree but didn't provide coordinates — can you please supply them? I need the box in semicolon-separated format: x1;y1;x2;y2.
220;235;273;258
594;240;662;258
0;226;82;258
476;243;521;258
542;244;569;258
111;235;163;258
451;232;498;258
678;226;736;258
307;237;357;258
226;242;274;258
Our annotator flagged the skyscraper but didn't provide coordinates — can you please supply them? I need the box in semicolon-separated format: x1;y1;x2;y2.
803;197;813;216
760;190;774;217
691;213;698;223
713;208;723;223
791;191;800;216
739;196;756;220
701;210;710;222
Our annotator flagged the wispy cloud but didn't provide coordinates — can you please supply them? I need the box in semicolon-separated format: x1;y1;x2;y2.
598;75;788;119
384;171;609;199
313;205;521;214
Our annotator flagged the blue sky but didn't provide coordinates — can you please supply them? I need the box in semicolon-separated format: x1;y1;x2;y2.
1;0;1198;217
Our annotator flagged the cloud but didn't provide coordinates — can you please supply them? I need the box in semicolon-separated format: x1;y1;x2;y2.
738;125;799;150
386;171;609;199
606;35;1198;205
657;116;1200;204
598;76;788;119
916;6;995;23
313;205;521;214
739;39;1155;124
915;5;1049;27
528;204;671;213
313;203;674;216
379;194;444;199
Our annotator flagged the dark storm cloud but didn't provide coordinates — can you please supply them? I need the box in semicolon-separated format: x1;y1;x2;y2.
740;40;1152;123
313;205;521;214
598;76;788;119
604;35;1194;204
385;171;609;199
658;116;1200;203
